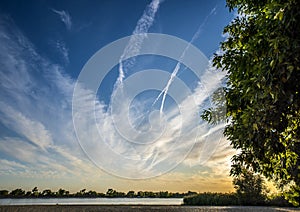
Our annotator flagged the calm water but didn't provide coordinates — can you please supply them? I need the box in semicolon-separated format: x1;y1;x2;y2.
0;198;183;205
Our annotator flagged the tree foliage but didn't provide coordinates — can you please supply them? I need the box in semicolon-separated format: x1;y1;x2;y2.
233;168;266;205
206;0;300;206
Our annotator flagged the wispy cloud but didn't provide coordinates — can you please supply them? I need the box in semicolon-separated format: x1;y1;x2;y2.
55;40;69;64
0;9;234;188
0;102;53;150
72;54;229;179
0;17;96;182
52;9;72;30
62;2;229;179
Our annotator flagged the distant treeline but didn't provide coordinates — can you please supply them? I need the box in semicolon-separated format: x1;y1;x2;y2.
0;187;197;199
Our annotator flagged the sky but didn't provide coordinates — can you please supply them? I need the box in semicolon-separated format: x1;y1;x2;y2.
0;0;236;193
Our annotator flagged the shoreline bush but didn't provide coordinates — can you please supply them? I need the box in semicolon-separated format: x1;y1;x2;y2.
183;192;294;207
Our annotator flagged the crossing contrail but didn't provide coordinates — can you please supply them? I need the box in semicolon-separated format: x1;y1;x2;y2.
153;6;218;113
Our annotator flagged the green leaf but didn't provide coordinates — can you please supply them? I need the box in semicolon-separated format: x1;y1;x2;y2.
274;9;284;21
287;65;294;72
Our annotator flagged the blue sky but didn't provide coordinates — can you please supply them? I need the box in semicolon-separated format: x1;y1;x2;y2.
0;0;236;193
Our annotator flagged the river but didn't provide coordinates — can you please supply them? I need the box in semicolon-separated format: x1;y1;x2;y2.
0;197;183;205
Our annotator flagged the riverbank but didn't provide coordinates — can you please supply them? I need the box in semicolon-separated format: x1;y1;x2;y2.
0;205;299;212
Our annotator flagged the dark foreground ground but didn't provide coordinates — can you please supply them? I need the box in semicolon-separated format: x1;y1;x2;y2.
0;205;299;212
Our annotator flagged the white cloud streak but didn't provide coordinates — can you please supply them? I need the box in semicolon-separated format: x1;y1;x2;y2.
52;9;72;30
0;102;53;150
55;40;69;64
117;0;161;85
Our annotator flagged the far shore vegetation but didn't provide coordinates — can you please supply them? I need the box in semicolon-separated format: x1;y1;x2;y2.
0;170;294;207
0;187;195;199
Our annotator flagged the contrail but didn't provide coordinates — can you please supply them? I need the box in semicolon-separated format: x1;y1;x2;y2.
116;0;161;86
153;6;218;113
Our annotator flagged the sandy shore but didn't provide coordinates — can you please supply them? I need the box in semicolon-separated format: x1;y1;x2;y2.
0;205;298;212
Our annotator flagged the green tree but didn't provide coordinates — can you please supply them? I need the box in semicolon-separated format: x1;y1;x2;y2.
159;191;169;198
106;188;117;197
0;190;9;197
137;191;145;198
126;190;135;198
116;191;126;197
10;188;25;197
204;0;300;206
42;189;53;197
57;188;68;197
31;187;39;197
233;168;266;205
80;188;86;194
